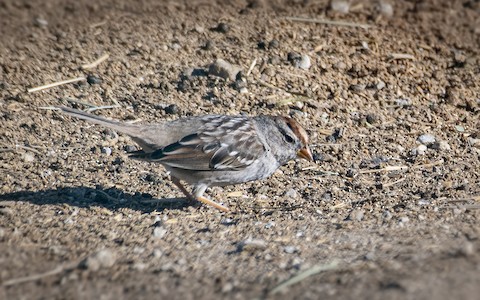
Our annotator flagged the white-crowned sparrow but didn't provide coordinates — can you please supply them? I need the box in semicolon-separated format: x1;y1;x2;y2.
56;106;313;211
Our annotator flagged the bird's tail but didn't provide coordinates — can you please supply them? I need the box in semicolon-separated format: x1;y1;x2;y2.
55;106;141;137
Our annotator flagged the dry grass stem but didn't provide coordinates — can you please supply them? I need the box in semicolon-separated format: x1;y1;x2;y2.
246;58;257;76
359;160;444;174
27;77;86;93
81;53;110;69
388;53;416;60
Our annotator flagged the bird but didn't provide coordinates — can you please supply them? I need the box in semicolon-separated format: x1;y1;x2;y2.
55;106;313;212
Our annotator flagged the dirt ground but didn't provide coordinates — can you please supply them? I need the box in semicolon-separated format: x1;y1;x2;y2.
1;0;479;299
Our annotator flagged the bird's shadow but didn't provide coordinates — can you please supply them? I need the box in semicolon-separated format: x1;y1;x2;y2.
0;186;193;213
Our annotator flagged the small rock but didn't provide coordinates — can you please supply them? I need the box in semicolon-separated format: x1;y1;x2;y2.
257;40;267;50
298;55;311;70
360;41;369;50
101;147;112;156
86;75;102;85
124;145;137;152
170;43;181;51
208;59;242;81
153;227;167;239
287;52;301;63
350;209;365;221
334;61;347;70
378;1;394;17
164;104;178;115
220;218;236;226
399;216;409;224
284;188;298;199
417;134;436;145
268;39;279;49
395;98;412;107
283;246;298;254
239;238;267;251
34;17;48;27
330;0;351;13
80;249;116;271
366;114;378;124
376;80;386;90
203;40;215;50
0;227;5;241
431;141;451;151
23;153;35;162
411;144;427;156
239;87;248;94
194;25;204;33
264;221;275;229
212;22;230;33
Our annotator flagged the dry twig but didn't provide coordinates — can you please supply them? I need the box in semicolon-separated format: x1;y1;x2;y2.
27;77;86;93
81;53;110;70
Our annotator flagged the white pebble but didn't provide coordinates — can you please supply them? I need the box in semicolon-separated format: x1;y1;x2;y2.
379;1;394;17
417;134;436;145
330;0;350;13
298;55;311;70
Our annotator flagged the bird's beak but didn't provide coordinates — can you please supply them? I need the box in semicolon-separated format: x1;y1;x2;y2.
297;146;314;161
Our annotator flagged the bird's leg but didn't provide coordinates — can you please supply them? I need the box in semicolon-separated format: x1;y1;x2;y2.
170;176;195;201
171;177;230;212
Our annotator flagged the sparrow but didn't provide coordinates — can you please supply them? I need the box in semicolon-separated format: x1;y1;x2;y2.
55;106;313;212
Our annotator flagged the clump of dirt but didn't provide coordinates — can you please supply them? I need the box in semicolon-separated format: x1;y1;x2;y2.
1;0;479;299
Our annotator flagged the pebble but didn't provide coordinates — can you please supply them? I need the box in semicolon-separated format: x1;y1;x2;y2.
153;227;167;239
239;238;267;251
379;1;394;17
194;25;204;33
431;141;451;151
417;134;436;145
86;75;102;85
220;218;236;226
80;249;116;271
208;59;242;81
23;153;35;162
366;113;378;124
376;80;386;90
284;188;298;199
101;147;112;156
395;98;412;107
298;54;311;70
330;0;350;13
164;104;178;115
411;144;427;156
124;145;137;152
268;39;279;49
34;17;48;27
283;246;298;254
350;209;365;221
213;22;230;33
0;227;5;240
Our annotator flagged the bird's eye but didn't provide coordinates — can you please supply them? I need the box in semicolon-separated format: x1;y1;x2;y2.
284;134;295;144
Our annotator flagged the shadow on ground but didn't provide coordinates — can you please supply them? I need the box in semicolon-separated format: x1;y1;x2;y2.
0;186;191;212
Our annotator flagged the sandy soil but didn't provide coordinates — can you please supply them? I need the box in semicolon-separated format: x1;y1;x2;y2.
1;0;479;299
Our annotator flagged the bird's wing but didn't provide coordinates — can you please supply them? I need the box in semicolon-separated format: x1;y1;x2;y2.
130;115;265;171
